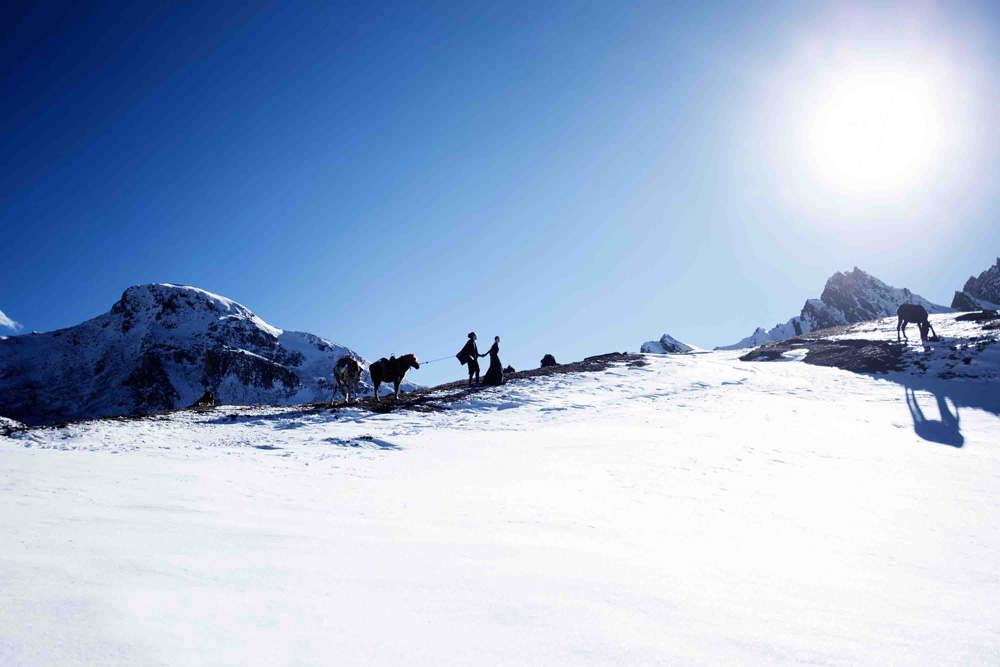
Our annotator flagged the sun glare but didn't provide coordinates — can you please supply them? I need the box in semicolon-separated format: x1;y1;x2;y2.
791;38;964;205
799;63;955;197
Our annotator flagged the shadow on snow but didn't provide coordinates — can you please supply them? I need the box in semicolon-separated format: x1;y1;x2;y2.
740;328;999;449
881;373;1000;449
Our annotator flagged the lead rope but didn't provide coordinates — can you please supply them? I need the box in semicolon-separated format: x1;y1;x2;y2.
420;355;455;365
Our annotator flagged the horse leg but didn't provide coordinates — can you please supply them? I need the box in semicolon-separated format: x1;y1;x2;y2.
927;321;937;340
896;317;903;342
394;380;401;399
900;319;908;341
373;378;380;402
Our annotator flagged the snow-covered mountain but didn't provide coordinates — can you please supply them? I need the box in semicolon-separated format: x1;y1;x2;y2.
0;283;418;426
640;333;697;354
952;257;1000;311
717;267;952;350
716;325;792;351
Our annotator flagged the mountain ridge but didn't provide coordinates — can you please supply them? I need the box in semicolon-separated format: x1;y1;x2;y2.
716;267;952;350
0;283;417;426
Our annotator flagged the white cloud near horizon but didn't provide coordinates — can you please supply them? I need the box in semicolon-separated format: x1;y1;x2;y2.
0;308;22;332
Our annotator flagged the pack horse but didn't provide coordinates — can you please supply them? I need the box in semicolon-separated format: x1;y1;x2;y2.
331;356;362;404
369;354;420;401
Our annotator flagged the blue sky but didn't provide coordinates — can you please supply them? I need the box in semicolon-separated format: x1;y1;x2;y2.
3;1;1000;386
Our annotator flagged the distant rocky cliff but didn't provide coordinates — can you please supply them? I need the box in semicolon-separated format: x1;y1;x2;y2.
952;258;1000;311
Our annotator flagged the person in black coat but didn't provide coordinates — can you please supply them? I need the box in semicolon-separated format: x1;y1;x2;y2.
457;332;482;386
481;336;503;386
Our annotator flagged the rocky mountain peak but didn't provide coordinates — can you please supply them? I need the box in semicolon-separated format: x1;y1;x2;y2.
110;284;278;336
718;268;950;350
952;258;1000;311
641;333;695;354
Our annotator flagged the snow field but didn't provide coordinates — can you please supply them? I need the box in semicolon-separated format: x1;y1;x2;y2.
2;340;1000;665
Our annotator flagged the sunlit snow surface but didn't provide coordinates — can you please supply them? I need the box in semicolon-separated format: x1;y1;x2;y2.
3;316;1000;665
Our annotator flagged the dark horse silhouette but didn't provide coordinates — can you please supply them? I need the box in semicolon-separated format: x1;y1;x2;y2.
896;303;937;342
369;354;420;401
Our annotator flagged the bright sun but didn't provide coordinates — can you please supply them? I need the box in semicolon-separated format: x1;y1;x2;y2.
802;68;949;195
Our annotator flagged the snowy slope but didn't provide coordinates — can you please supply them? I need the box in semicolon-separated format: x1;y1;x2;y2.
952;257;1000;310
640;333;698;354
3;313;999;666
0;284;418;425
718;267;951;350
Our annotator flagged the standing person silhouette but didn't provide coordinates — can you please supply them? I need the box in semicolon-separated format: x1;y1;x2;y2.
457;332;482;387
482;336;503;386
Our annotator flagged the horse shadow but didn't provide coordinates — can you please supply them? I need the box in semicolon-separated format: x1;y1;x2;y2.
883;373;1000;448
904;387;963;448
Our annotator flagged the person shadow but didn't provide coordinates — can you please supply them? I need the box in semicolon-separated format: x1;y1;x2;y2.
905;387;964;448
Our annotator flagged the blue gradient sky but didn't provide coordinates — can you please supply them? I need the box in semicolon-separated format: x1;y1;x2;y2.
4;1;1000;386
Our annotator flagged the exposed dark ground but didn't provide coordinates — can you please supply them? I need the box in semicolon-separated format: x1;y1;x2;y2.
8;312;999;437
738;325;906;373
2;353;644;434
739;315;1000;375
340;352;646;414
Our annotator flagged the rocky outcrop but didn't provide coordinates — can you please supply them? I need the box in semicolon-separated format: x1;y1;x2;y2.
0;416;25;436
190;391;216;408
952;258;1000;311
